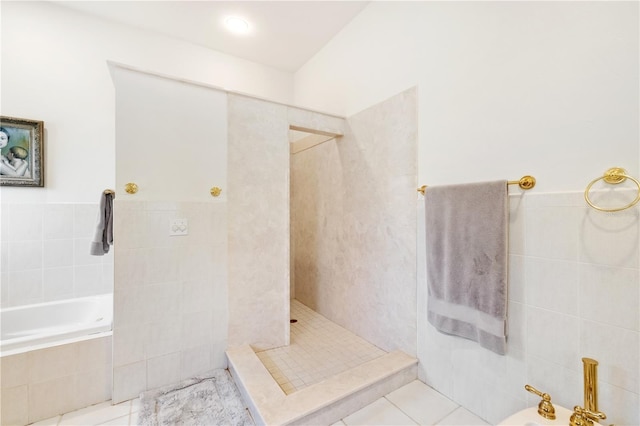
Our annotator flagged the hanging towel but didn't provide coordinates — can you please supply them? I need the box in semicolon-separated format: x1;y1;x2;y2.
425;180;508;355
90;191;114;256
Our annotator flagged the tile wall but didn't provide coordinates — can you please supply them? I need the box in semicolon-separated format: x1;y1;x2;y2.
417;190;639;425
291;88;418;356
227;94;291;351
111;200;228;403
227;94;346;351
1;336;112;425
1;203;113;308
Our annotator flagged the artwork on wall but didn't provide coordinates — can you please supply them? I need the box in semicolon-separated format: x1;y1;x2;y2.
0;116;44;187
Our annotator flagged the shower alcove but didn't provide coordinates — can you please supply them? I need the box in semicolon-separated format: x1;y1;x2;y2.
111;63;418;423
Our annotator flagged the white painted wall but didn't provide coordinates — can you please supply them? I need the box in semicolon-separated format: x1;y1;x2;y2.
110;65;227;202
294;1;639;193
0;1;293;204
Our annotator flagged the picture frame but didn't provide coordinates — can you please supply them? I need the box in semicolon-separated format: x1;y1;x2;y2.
0;116;44;187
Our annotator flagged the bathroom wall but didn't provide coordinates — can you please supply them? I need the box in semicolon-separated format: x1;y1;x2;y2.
418;190;639;425
295;1;639;193
1;202;112;308
294;2;639;425
1;1;294;309
111;200;227;403
110;67;229;403
291;88;417;355
227;94;291;350
1;1;293;206
227;94;346;351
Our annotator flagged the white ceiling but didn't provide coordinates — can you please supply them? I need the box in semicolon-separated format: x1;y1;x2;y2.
53;1;369;72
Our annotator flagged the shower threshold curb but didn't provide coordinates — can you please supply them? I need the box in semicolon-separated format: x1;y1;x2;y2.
226;345;418;426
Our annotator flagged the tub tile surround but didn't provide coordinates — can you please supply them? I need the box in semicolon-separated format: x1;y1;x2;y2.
1;203;113;308
417;190;640;425
112;200;228;403
291;88;418;356
1;336;112;425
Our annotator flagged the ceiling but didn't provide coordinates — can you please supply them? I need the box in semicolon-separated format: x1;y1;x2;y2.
53;1;369;72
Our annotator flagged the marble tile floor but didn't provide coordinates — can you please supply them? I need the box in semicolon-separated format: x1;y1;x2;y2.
29;379;490;426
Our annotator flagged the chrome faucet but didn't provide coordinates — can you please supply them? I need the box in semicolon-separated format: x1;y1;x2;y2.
570;358;607;426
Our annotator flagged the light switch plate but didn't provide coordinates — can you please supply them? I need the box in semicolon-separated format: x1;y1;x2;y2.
170;218;188;236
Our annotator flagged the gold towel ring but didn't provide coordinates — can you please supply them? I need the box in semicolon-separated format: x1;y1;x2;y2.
584;167;640;212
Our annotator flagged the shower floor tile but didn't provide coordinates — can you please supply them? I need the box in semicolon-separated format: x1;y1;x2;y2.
254;299;386;394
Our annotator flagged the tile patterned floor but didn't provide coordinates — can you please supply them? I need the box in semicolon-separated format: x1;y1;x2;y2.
255;299;387;394
31;380;489;426
31;300;490;426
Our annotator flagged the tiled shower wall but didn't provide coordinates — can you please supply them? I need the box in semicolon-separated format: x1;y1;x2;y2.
1;203;113;308
291;88;418;356
227;94;346;351
418;191;639;425
112;200;228;403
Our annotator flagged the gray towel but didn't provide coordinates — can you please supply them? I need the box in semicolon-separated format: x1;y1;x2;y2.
89;191;114;256
425;180;508;355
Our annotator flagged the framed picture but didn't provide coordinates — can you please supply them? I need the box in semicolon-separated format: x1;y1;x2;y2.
0;116;44;187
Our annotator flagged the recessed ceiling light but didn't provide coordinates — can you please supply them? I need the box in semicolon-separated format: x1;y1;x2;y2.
224;16;250;35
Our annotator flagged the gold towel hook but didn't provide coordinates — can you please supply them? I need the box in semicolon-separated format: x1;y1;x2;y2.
124;182;138;194
584;167;640;212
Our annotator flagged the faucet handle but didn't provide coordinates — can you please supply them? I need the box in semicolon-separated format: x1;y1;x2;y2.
525;384;556;420
570;405;607;426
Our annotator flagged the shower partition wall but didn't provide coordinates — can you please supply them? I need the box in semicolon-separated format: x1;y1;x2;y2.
110;65;229;403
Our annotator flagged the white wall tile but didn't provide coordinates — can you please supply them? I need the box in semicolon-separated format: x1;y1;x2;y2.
113;325;146;367
526;356;582;411
75;366;111;409
9;268;43;305
526;257;579;315
8;204;43;241
144;317;181;359
74;264;106;296
580;320;639;393
526;307;580;369
579;263;639;330
44;204;75;240
580;207;639;268
146;352;181;390
597;381;639;426
112;361;146;404
525;206;580;261
43;239;74;268
8;240;42;271
180;344;213;380
73;205;99;239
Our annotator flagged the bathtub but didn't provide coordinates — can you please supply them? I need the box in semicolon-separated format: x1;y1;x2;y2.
0;294;113;357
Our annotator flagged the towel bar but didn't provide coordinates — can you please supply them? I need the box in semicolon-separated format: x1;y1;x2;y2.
417;175;536;195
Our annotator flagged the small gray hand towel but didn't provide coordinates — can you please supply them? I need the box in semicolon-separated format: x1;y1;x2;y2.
89;191;114;256
425;180;508;355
